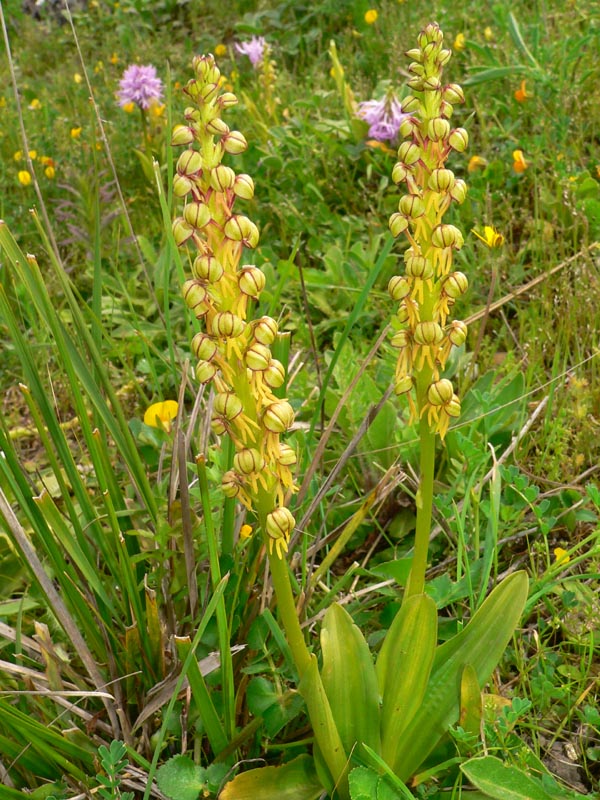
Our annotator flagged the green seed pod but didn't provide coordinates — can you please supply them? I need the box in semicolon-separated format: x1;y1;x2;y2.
388;275;411;302
183;201;211;229
397;141;422;166
277;443;297;466
193;254;224;283
399;194;425;218
245;342;271;371
389;213;409;238
253;316;278;345
414;321;444;346
428;168;455;193
448;319;468;346
427;378;454;406
213;392;243;421
171;125;195;147
211;311;245;338
238;266;266;298
224;215;259;248
432;224;464;249
234;447;265;475
264;359;285;388
443;271;468;298
191;332;218;361
209;165;236;192
265;506;295;541
172;217;195;246
405;255;434;280
176;149;203;177
195;359;218;383
263;401;294;433
428;117;451;142
222;130;248;154
233;174;255;200
449;127;469;152
173;174;194;198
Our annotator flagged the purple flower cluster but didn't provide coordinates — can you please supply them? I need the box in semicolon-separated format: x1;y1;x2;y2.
117;64;164;110
357;95;408;144
235;36;266;68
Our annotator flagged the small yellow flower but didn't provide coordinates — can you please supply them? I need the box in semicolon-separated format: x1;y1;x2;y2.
74;73;83;84
240;523;253;539
28;149;37;160
513;149;529;173
514;79;532;103
215;43;227;57
13;150;22;161
122;101;135;113
483;26;494;41
144;400;179;432
150;102;165;118
71;126;82;139
110;52;119;65
454;32;466;51
40;155;52;165
230;69;238;81
472;225;504;248
553;547;570;566
366;139;395;156
0;96;7;108
44;165;55;179
364;8;378;24
28;98;42;110
468;155;488;172
94;60;104;74
18;170;32;186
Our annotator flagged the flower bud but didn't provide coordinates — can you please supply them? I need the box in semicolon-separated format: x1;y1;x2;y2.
265;506;295;543
200;82;219;103
195;359;218;383
263;401;294;433
389;212;409;238
171;125;195;146
233;174;255;200
401;95;420;114
392;162;410;185
245;342;271;371
414;321;444;346
264;359;285;388
211;417;227;436
439;100;454;119
388;275;411;301
172;217;195;246
438;48;452;67
428;117;451;142
450;179;467;204
396;304;410;324
406;76;424;91
398;117;419;139
211;311;245;338
399;194;425;218
173;174;194;198
427;379;454;406
224;215;259;248
444;83;465;104
443;271;468;298
397;141;421;166
405;255;434;280
183;201;211;229
193;254;224;283
432;224;464;249
408;61;425;76
277;443;297;466
176;149;203;176
405;48;423;62
221;470;242;498
447;319;468;346
183;279;209;316
448;127;469;152
447;394;461;417
234;447;264;475
253;316;278;345
191;332;218;361
213;392;243;421
209;165;236;191
222;131;248;154
391;330;411;348
422;75;442;92
218;92;238;109
394;375;413;395
205;117;230;136
428;168;455;193
238;266;266;298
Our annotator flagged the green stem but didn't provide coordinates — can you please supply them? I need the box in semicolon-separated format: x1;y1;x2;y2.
405;414;436;600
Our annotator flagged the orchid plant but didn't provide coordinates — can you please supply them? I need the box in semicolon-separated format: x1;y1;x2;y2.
172;24;528;800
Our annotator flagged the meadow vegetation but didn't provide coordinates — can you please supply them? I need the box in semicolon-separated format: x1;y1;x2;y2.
0;0;598;798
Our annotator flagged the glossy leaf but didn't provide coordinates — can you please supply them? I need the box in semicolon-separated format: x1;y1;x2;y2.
461;756;565;800
219;755;323;800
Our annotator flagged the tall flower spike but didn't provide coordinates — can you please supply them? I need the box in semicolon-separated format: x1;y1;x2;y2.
172;54;297;556
387;23;469;439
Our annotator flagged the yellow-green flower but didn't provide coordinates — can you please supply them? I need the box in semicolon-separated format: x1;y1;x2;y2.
364;8;378;24
28;98;42;110
483;26;494;41
18;170;32;186
44;165;55;179
454;32;466;50
71;126;82;139
472;225;504;248
74;73;83;84
215;43;227;57
553;547;570;566
144;400;179;431
13;150;22;161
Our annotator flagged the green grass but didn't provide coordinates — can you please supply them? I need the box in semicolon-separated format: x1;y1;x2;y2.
0;0;598;797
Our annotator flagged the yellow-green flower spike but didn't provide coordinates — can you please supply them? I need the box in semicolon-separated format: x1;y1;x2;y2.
387;23;469;439
172;54;297;555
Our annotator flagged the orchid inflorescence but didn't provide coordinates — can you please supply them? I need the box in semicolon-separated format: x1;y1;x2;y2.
387;23;469;439
171;54;297;558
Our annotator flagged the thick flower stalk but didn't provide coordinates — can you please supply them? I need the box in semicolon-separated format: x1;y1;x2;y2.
387;23;469;598
171;54;296;559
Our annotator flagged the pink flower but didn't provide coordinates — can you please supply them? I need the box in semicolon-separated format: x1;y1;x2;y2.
117;64;163;110
235;36;266;68
357;95;408;144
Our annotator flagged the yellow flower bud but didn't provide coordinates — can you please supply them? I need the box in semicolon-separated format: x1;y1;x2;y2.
205;117;230;136
448;127;469;152
405;255;434;280
414;321;444;346
263;401;294;433
427;379;454;406
253;316;278;345
391;330;411;348
191;332;218;361
432;224;464;249
213;392;243;421
428;117;451;142
234;447;265;475
171;125;195;146
394;375;413;395
399;194;425;218
443;271;468;298
209;164;236;191
447;319;468;346
176;148;203;176
264;359;285;388
193;254;224;283
222;470;242;498
401;95;420;114
277;443;297;466
265;506;295;548
222;130;248;154
172;217;195;246
428;168;455;193
392;162;410;184
183;201;211;229
218;92;238;109
211;311;245;338
389;212;409;238
397;141;421;165
195;359;219;383
450;179;467;204
238;266;266;298
388;275;411;301
443;83;465;104
183;279;209;316
245;342;271;371
224;215;259;248
173;174;194;198
233;174;255;200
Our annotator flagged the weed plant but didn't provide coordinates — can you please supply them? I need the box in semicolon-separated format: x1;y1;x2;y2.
0;0;598;798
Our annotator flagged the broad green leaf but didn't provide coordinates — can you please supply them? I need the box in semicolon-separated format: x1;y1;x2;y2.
393;572;528;780
219;755;323;800
156;755;208;800
460;664;482;738
461;756;558;800
321;604;381;759
376;593;437;768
